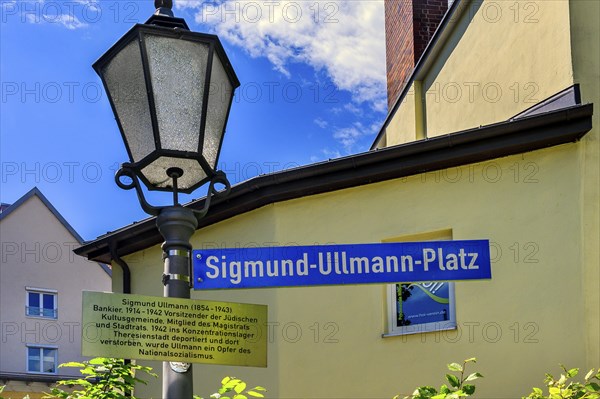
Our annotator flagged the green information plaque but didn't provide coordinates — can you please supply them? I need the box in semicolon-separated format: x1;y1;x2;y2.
82;291;267;367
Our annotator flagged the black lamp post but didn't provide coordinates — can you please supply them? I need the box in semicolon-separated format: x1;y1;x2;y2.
93;1;240;397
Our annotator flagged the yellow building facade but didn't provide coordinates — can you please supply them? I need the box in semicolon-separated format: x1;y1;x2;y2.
77;0;598;398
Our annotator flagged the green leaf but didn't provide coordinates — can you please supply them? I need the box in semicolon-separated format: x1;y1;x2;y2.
79;368;97;375
123;375;135;384
448;363;463;372
463;385;476;395
567;368;579;378
58;362;86;368
234;382;247;394
247;391;265;398
431;394;447;399
558;374;567;385
586;370;596;380
465;373;483;382
418;386;437;396
446;374;460;388
549;387;561;395
587;382;600;391
224;379;242;389
222;376;232;385
533;387;543;394
464;358;477;363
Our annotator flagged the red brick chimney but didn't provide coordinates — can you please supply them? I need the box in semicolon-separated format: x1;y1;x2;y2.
385;0;448;108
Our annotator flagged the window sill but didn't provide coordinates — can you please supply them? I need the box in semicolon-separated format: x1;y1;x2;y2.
382;324;457;338
25;315;58;320
26;371;57;375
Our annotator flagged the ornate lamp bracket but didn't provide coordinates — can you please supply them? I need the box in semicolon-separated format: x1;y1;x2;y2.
191;170;231;221
115;164;231;219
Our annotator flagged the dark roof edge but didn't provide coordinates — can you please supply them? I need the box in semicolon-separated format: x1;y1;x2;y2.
1;187;112;277
0;187;83;241
0;372;77;384
76;103;593;264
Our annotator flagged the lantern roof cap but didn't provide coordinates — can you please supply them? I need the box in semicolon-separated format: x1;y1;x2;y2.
154;0;174;16
145;14;189;30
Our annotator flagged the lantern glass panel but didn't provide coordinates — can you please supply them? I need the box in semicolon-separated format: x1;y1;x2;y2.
102;39;154;163
203;55;233;170
141;156;207;190
145;34;210;153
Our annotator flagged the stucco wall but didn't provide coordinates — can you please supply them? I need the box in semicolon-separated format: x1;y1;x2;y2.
386;81;418;146
117;143;591;399
569;0;600;371
385;0;575;143
424;0;574;136
0;194;111;394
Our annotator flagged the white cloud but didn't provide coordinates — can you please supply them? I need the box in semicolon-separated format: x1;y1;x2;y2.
10;0;89;29
335;130;359;148
332;121;379;151
343;102;362;116
314;118;328;129
333;124;363;149
176;0;387;109
55;13;88;29
311;148;343;163
175;0;205;9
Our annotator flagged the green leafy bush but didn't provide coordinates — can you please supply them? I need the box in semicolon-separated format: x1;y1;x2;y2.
395;359;599;399
31;358;266;399
45;357;156;399
395;357;482;399
194;376;266;399
523;366;600;399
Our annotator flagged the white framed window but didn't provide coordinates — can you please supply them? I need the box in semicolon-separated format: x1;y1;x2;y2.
26;288;58;319
27;345;57;374
386;282;456;336
383;229;457;336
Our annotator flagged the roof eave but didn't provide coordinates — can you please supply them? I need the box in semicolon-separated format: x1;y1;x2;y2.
75;103;594;264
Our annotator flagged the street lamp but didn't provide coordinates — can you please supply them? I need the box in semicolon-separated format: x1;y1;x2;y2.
93;1;240;397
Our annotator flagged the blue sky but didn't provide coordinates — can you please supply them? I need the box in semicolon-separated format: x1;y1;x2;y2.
0;0;386;240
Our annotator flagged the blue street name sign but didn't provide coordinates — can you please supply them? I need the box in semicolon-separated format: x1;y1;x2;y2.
193;240;491;290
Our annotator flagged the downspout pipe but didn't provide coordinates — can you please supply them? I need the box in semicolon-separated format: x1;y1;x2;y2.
109;241;131;294
108;240;132;397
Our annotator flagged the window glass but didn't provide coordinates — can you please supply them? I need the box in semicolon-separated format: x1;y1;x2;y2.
43;294;55;317
27;346;56;373
43;348;57;373
26;290;57;319
395;282;455;330
389;282;456;335
384;230;456;336
27;348;40;372
28;292;40;311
